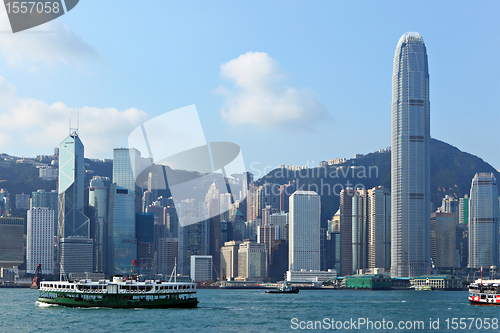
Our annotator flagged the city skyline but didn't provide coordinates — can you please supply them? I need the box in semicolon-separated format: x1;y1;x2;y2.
0;2;499;284
0;1;497;174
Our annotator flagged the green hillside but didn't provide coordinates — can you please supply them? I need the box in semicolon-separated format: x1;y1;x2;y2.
257;138;500;226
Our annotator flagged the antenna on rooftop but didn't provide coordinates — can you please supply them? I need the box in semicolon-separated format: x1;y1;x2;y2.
69;107;79;137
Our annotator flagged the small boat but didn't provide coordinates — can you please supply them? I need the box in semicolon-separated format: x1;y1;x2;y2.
468;279;500;306
410;285;432;291
266;282;299;294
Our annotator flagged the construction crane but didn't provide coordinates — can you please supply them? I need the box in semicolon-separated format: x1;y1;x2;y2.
430;258;437;275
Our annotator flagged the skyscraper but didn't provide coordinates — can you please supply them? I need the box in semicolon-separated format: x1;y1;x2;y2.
367;186;391;270
352;190;368;273
107;183;136;275
31;189;58;236
136;212;155;274
58;132;92;274
289;191;320;271
430;212;456;269
468;173;499;269
113;148;141;194
220;240;241;280
27;208;54;275
176;199;209;276
459;195;469;224
391;32;431;277
58;132;89;239
88;176;109;273
237;241;267;280
339;188;355;276
0;217;24;270
113;148;142;213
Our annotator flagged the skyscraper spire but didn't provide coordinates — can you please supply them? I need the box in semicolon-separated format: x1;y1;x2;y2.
391;32;431;277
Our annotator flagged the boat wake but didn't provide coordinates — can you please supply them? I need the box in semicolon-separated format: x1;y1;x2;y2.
36;301;58;307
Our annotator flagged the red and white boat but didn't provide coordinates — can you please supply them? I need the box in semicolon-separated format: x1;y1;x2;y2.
468;279;500;305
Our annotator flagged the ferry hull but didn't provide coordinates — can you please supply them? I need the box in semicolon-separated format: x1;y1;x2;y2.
468;298;500;306
36;294;198;308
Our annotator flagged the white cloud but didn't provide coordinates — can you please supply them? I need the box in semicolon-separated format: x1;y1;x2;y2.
218;52;329;129
0;75;147;158
0;13;98;69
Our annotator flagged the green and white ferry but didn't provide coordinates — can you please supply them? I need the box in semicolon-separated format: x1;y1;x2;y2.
36;276;198;308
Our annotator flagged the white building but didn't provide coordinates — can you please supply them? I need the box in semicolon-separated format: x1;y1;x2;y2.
190;255;213;282
27;207;54;275
286;269;337;282
289;191;320;271
39;167;58;180
220;241;242;280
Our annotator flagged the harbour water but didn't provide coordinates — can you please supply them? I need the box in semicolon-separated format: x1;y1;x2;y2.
2;288;498;332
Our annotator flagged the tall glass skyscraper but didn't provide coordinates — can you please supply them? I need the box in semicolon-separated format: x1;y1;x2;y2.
58;132;89;238
107;183;136;275
88;176;109;273
58;131;92;274
113;148;141;193
391;32;431;277
113;148;142;213
468;173;499;269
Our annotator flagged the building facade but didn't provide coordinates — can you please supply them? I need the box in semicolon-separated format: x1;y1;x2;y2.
339;188;355;276
31;189;58;236
459;195;469;225
0;217;24;270
58;132;91;274
289;191;320;271
177;199;209;276
220;240;242;280
107;183;136;275
367;186;391;269
352;190;368;273
113;148;141;194
136;212;155;275
190;255;213;282
59;237;93;275
238;241;267;280
15;193;30;210
27;208;54;275
257;224;276;265
430;212;456;268
269;211;288;240
391;32;431;277
156;237;178;276
88;177;109;273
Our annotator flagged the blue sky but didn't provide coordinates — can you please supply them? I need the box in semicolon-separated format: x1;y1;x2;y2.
0;0;498;176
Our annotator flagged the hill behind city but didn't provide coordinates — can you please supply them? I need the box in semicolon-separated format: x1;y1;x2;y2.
257;138;500;226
